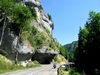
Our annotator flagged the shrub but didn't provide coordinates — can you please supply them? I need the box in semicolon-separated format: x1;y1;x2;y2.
26;61;34;67
69;67;81;75
25;1;37;20
47;14;52;21
33;60;40;64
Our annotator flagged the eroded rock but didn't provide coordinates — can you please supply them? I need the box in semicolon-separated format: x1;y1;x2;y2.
32;46;59;64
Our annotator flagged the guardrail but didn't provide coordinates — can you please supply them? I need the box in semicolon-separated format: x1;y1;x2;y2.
57;63;75;75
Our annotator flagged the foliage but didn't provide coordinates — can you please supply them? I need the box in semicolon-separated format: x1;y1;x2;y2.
47;14;52;21
0;0;51;51
10;3;32;35
59;45;68;59
31;26;38;35
53;54;68;64
0;54;24;73
64;41;78;52
68;52;75;62
49;41;55;49
45;28;50;34
23;30;46;50
64;41;78;62
0;0;33;36
74;11;100;74
26;60;40;68
0;0;14;16
25;1;37;20
33;60;40;64
68;67;81;75
57;67;65;75
0;54;40;74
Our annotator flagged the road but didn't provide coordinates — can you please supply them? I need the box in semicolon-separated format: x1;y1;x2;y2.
1;64;60;75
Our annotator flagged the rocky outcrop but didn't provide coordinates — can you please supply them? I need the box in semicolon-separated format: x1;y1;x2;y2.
17;0;54;34
0;0;59;64
40;10;54;33
32;46;59;64
0;28;34;61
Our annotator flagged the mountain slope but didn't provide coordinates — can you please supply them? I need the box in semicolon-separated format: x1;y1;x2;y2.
64;41;78;52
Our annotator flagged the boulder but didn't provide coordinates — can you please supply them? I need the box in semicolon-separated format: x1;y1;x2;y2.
32;46;59;64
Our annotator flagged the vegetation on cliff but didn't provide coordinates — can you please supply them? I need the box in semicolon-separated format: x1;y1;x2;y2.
53;54;68;64
0;0;60;51
0;0;68;65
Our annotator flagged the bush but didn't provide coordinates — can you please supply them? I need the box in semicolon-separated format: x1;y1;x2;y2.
26;61;35;67
25;1;37;20
59;45;68;59
33;60;40;64
26;60;40;68
69;67;81;75
47;14;52;21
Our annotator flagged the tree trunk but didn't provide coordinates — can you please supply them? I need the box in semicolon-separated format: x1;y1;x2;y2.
0;17;7;45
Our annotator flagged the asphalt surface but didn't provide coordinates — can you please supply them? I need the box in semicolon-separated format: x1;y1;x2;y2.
1;64;60;75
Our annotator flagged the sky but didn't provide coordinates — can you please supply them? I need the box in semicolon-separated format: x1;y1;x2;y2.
40;0;100;45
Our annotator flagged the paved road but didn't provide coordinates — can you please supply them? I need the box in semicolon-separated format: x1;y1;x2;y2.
1;64;60;75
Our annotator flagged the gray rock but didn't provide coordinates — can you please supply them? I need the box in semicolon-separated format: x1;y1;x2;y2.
30;19;44;32
0;0;59;64
32;46;59;64
17;0;41;7
17;0;54;34
37;46;59;54
0;28;34;61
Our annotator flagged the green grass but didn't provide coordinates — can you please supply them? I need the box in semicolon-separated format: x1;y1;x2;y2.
58;67;69;75
54;54;68;64
0;54;40;74
57;66;82;75
0;62;40;74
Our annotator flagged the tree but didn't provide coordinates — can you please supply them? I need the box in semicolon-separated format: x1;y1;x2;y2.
75;27;89;70
0;0;33;36
75;11;100;74
11;2;32;36
59;45;68;59
0;0;14;45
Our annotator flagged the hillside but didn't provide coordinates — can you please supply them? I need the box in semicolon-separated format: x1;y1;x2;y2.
64;41;78;62
64;41;78;52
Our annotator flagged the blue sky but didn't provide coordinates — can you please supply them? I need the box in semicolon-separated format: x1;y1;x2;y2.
40;0;100;45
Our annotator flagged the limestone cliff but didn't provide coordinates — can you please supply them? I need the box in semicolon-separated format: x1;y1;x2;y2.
0;0;59;64
17;0;54;34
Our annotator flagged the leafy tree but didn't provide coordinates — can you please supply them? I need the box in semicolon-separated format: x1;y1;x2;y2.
0;0;32;36
11;3;32;35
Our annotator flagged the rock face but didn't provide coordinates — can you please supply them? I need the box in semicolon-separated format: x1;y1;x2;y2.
32;46;59;64
17;0;54;34
0;28;34;61
0;0;59;64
